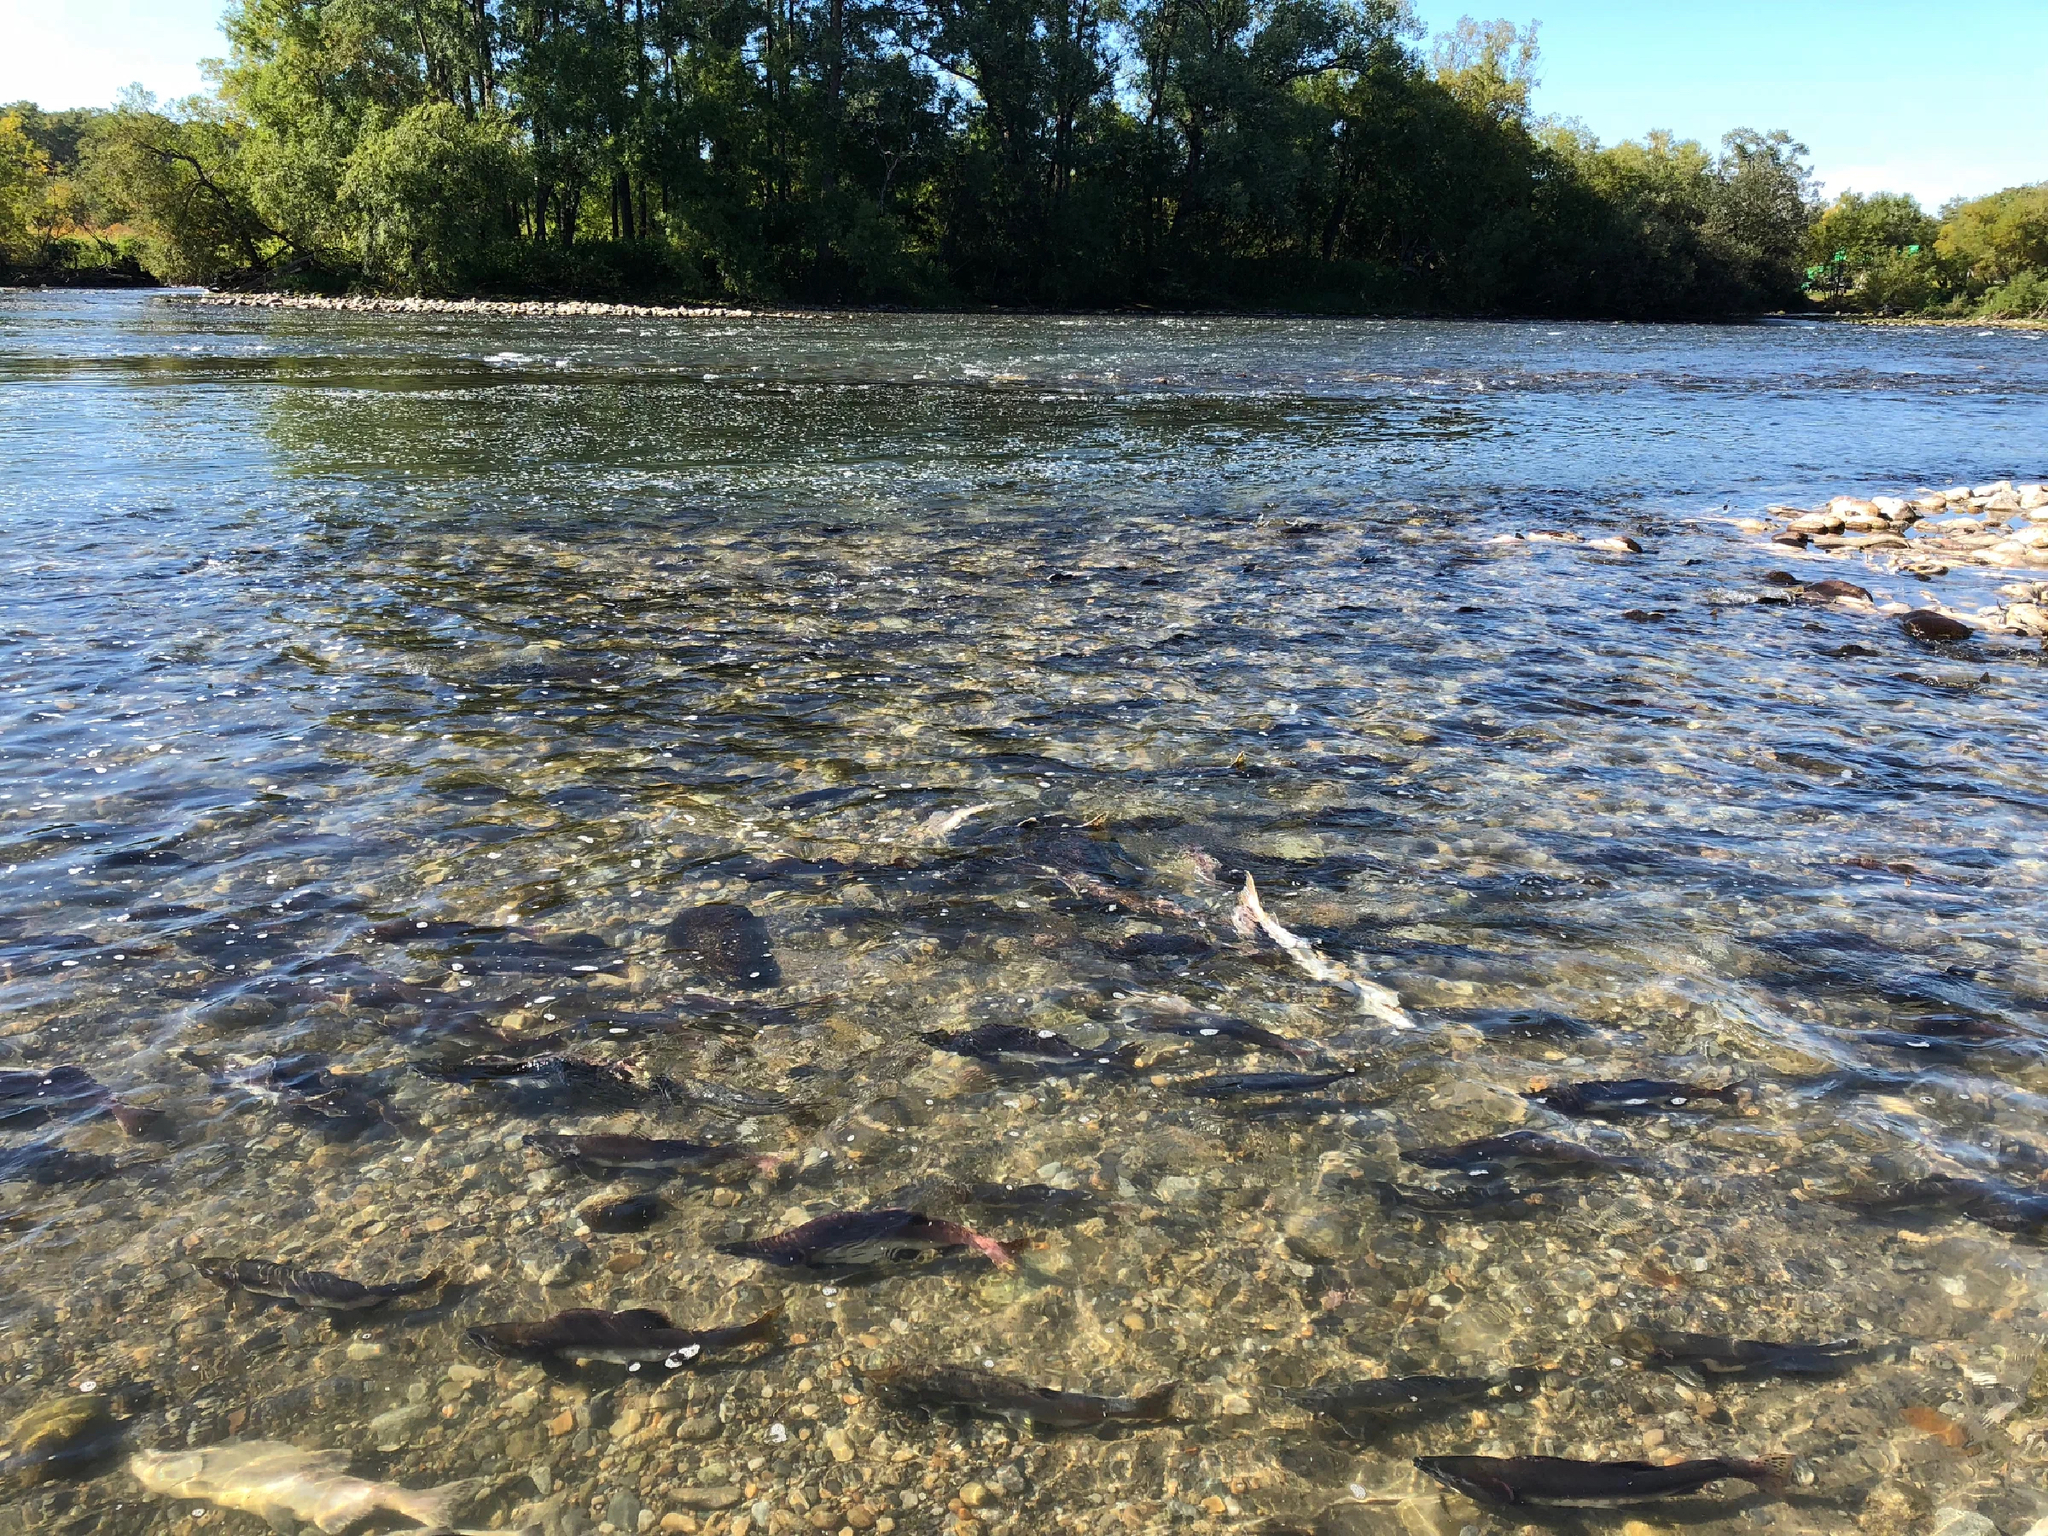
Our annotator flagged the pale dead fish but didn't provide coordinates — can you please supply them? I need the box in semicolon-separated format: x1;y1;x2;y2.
1233;875;1411;1027
129;1442;491;1534
915;802;996;840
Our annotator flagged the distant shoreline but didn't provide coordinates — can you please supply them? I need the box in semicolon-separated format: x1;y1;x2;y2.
106;292;2048;330
147;292;1848;326
1817;313;2048;332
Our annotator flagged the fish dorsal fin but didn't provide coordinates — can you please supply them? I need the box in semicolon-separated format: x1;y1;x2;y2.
614;1308;674;1330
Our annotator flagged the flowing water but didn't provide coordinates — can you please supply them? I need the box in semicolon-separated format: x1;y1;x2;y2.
3;290;2048;1536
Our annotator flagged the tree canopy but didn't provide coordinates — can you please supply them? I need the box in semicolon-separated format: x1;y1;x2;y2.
1801;182;2048;320
17;9;1836;313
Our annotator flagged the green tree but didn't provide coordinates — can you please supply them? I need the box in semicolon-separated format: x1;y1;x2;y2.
340;101;522;288
1429;15;1536;122
1804;191;1940;311
27;0;1823;311
79;93;289;282
1937;183;2048;290
0;112;50;260
1706;128;1816;306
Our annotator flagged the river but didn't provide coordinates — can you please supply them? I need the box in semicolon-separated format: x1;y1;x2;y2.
2;290;2047;1535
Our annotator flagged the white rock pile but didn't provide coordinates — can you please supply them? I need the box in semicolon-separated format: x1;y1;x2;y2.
174;292;799;319
1746;480;2048;574
1737;479;2048;638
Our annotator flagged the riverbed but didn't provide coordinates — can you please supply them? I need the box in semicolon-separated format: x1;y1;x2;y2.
2;291;2047;1536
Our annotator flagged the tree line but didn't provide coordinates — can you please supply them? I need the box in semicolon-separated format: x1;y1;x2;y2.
1807;185;2048;321
0;5;1857;315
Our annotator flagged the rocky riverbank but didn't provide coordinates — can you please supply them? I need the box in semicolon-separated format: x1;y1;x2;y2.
1733;479;2048;639
178;293;795;320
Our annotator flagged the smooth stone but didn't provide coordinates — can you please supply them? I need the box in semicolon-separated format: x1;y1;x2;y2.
2004;602;2048;636
672;1486;742;1509
1771;530;1809;546
1803;578;1871;602
1588;536;1642;553
367;1402;434;1438
583;1193;663;1234
1901;609;1972;642
1929;1510;1997;1536
520;1239;593;1286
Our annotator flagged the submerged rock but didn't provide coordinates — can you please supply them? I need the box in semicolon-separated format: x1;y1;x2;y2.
1802;578;1871;603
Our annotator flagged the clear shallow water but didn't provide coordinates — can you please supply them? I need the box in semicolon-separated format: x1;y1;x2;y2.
2;290;2048;1536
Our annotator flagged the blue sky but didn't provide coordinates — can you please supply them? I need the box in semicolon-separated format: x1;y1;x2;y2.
3;0;2043;208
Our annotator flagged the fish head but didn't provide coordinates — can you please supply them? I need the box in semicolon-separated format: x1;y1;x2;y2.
1412;1457;1517;1506
127;1448;206;1491
1612;1328;1659;1360
465;1324;516;1355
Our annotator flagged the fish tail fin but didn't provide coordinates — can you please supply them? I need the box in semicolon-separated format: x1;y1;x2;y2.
1132;1383;1177;1420
394;1478;485;1529
969;1231;1016;1269
741;1305;786;1342
1739;1452;1793;1493
401;1268;448;1295
927;1217;1013;1268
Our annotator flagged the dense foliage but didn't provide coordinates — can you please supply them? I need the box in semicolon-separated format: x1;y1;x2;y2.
13;8;1828;312
0;104;154;282
1809;183;2048;320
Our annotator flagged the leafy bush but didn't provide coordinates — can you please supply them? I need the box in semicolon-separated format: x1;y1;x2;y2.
1976;268;2048;320
1856;248;1944;314
340;104;523;292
